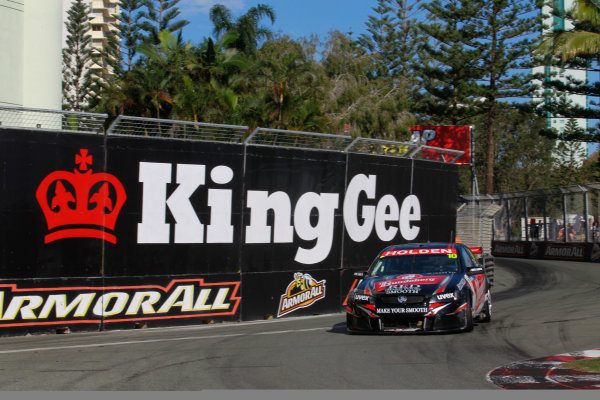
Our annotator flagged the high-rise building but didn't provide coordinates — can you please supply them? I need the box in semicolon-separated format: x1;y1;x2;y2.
533;0;594;162
62;0;121;81
0;0;63;110
89;0;121;79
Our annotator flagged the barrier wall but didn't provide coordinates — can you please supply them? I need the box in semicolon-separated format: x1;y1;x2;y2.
0;128;458;335
492;241;600;262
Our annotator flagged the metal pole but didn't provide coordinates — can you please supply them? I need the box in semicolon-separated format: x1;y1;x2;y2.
506;198;511;242
470;126;478;196
584;191;589;242
562;193;568;242
524;196;529;241
543;195;548;241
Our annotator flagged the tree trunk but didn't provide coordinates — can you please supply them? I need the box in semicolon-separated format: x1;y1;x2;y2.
485;104;495;194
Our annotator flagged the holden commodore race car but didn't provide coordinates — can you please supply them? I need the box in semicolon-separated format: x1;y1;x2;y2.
346;242;492;333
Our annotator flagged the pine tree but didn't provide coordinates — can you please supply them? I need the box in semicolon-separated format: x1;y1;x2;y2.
417;0;485;125
391;0;427;101
358;0;396;78
473;0;540;194
552;118;589;184
140;0;189;45
114;0;145;71
418;0;541;194
62;0;93;111
352;0;425;138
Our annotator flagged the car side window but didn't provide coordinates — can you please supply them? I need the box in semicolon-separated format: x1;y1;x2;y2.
466;248;479;267
459;247;475;269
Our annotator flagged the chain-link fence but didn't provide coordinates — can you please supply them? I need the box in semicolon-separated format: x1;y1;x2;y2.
0;107;465;163
459;183;600;248
0;105;107;134
107;115;248;143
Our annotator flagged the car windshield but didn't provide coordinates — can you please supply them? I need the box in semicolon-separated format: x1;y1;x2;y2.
369;253;460;276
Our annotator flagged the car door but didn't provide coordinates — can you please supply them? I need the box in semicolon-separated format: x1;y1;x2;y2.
459;246;487;314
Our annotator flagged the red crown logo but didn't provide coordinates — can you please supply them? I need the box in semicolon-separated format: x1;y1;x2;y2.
35;149;127;244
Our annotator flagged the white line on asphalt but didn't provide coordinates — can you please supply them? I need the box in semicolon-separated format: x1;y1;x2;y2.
0;327;329;355
253;327;325;335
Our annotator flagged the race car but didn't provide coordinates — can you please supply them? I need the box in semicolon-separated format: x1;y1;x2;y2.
346;242;492;333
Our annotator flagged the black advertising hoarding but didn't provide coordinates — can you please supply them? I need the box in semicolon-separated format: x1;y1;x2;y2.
0;274;241;335
0;129;104;279
103;136;245;276
411;158;459;242
242;146;347;273
240;269;340;321
492;241;529;257
342;153;458;269
493;240;600;262
540;242;587;261
1;127;461;333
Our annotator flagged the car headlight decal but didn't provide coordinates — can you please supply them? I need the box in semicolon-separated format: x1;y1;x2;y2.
432;291;459;302
358;304;379;318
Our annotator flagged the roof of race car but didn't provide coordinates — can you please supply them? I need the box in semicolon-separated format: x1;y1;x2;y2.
380;242;461;253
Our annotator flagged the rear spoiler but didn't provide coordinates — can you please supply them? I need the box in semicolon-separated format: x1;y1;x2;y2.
469;247;483;254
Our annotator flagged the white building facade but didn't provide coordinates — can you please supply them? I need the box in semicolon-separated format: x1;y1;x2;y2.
62;0;121;81
0;0;63;110
533;0;594;163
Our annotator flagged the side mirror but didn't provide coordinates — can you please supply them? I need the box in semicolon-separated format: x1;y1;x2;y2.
467;266;485;276
353;271;367;278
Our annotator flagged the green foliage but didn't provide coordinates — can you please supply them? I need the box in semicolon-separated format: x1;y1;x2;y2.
62;0;93;111
419;0;542;194
113;0;145;71
561;357;600;373
417;0;485;125
85;0;598;196
550;119;600;185
209;3;276;55
535;0;600;141
140;0;189;45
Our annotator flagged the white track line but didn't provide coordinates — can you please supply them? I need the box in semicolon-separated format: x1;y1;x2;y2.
0;327;328;355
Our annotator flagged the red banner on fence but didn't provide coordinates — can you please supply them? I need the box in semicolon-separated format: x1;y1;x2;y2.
408;125;472;165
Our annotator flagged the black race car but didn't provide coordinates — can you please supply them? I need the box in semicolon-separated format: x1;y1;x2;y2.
346;242;492;333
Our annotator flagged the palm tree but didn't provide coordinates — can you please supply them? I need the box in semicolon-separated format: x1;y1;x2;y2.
209;3;275;55
537;0;600;62
135;31;194;119
172;33;248;124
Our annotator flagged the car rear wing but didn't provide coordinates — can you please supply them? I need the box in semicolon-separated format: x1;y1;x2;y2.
469;247;494;287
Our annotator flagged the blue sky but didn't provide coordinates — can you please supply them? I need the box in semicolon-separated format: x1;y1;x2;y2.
180;0;379;44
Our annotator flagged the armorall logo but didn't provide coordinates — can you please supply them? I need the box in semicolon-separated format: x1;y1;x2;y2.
0;279;241;327
35;149;127;243
277;272;326;317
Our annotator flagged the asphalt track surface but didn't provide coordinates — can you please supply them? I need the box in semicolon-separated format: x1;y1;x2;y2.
0;258;599;390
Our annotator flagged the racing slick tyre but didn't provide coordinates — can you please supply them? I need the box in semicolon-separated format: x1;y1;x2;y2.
479;292;492;323
346;313;358;334
463;299;474;332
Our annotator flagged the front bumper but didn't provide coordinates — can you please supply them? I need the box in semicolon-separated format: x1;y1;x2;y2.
346;302;468;333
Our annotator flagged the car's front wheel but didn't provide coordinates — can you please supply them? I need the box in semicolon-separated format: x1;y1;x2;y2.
463;299;474;332
346;313;359;334
479;291;492;323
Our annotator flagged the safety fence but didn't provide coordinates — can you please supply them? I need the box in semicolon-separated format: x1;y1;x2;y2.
0;105;461;335
0;105;464;161
460;184;600;262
